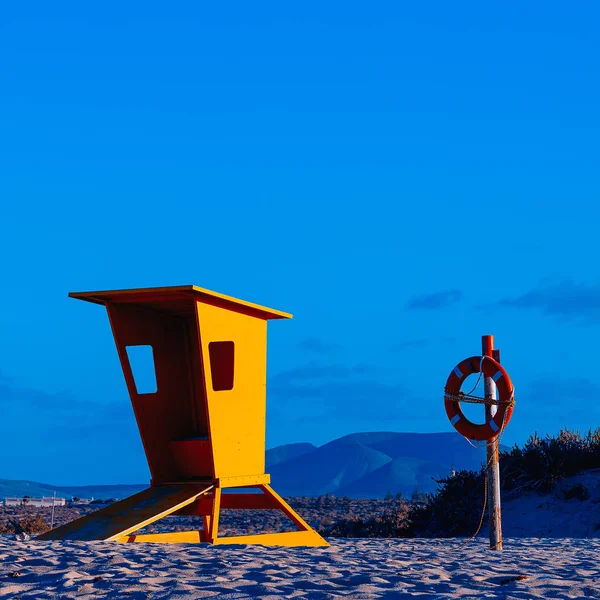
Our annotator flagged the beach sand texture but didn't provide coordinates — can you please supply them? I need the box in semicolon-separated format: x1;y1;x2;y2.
1;537;599;599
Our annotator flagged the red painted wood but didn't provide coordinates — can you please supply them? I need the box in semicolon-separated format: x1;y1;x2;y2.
107;302;212;484
175;493;281;516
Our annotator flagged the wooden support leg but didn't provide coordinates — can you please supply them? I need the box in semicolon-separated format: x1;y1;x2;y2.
208;487;221;543
202;516;211;542
259;484;312;531
210;484;329;547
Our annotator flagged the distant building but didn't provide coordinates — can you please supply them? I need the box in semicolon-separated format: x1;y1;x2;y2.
3;497;66;507
3;498;24;507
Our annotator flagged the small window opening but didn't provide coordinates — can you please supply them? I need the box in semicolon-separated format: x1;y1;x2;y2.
125;345;158;394
208;341;234;391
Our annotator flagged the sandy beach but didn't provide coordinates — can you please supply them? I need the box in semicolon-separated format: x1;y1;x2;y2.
1;536;599;599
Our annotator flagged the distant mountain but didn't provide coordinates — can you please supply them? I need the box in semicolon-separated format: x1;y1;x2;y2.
55;484;147;500
1;432;509;500
266;443;316;468
0;478;61;499
268;441;392;497
267;432;509;498
0;478;146;501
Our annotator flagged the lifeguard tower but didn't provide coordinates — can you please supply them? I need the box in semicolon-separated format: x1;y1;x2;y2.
38;285;328;547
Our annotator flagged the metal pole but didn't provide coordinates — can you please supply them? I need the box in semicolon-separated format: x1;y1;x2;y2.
482;335;502;551
51;491;56;530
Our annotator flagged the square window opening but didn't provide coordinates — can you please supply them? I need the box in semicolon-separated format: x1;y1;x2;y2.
208;341;234;391
125;345;158;394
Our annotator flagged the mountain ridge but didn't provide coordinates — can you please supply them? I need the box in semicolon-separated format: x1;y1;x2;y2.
1;431;507;499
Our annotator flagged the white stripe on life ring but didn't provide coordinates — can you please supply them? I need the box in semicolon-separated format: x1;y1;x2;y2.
450;415;461;425
453;366;464;379
489;419;500;432
492;371;503;382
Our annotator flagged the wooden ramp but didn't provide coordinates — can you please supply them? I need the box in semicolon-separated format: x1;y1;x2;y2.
37;483;213;542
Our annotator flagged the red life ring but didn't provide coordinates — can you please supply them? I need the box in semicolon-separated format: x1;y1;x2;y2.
444;356;514;441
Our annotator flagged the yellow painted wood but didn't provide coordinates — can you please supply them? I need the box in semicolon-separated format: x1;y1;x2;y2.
105;485;213;541
37;484;213;542
57;285;330;548
259;484;324;535
49;482;329;547
214;530;330;547
69;285;292;319
197;301;269;479
218;474;271;487
209;487;222;544
116;529;329;547
116;531;203;544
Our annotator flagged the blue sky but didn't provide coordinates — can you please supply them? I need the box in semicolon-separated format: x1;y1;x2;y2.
1;3;599;485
